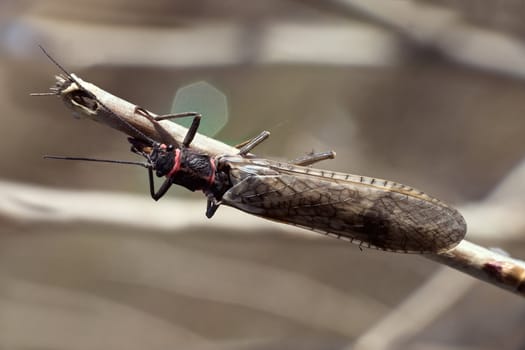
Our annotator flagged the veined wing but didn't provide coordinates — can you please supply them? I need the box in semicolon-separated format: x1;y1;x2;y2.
221;157;467;253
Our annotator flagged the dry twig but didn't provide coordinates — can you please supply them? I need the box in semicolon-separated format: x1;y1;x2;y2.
350;266;476;350
33;73;525;297
329;0;525;79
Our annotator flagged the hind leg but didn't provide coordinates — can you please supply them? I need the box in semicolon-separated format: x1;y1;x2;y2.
290;151;336;166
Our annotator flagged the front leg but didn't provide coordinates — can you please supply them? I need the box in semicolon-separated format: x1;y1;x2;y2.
206;195;221;218
148;168;173;201
152;111;202;147
135;106;202;148
134;106;178;146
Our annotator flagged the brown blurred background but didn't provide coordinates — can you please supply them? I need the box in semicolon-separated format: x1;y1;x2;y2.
1;1;525;349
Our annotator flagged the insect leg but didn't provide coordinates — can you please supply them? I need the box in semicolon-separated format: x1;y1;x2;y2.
152;112;202;147
134;107;202;147
290;150;336;166
130;142;145;156
149;110;202;147
134;107;178;146
237;131;271;156
206;195;221;218
135;106;200;122
153;112;201;121
182;115;201;147
235;131;270;150
148;167;173;201
134;106;159;122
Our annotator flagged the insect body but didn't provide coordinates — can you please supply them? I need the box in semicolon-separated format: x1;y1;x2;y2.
127;111;466;254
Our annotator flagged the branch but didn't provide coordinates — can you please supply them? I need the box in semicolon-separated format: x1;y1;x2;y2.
0;179;299;236
23;16;399;68
35;74;525;297
428;241;525;296
327;0;525;80
52;75;236;156
351;266;476;350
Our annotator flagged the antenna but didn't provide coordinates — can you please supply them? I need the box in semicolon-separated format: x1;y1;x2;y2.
36;46;162;147
44;155;150;168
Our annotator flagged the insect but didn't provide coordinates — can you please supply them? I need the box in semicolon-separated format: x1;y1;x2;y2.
38;48;467;254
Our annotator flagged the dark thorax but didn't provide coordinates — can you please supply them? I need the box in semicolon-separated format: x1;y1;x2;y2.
171;149;215;192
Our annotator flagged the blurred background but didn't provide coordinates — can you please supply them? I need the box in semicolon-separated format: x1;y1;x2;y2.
1;1;525;349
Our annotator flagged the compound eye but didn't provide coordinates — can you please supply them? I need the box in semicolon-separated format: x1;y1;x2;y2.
167;144;174;151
